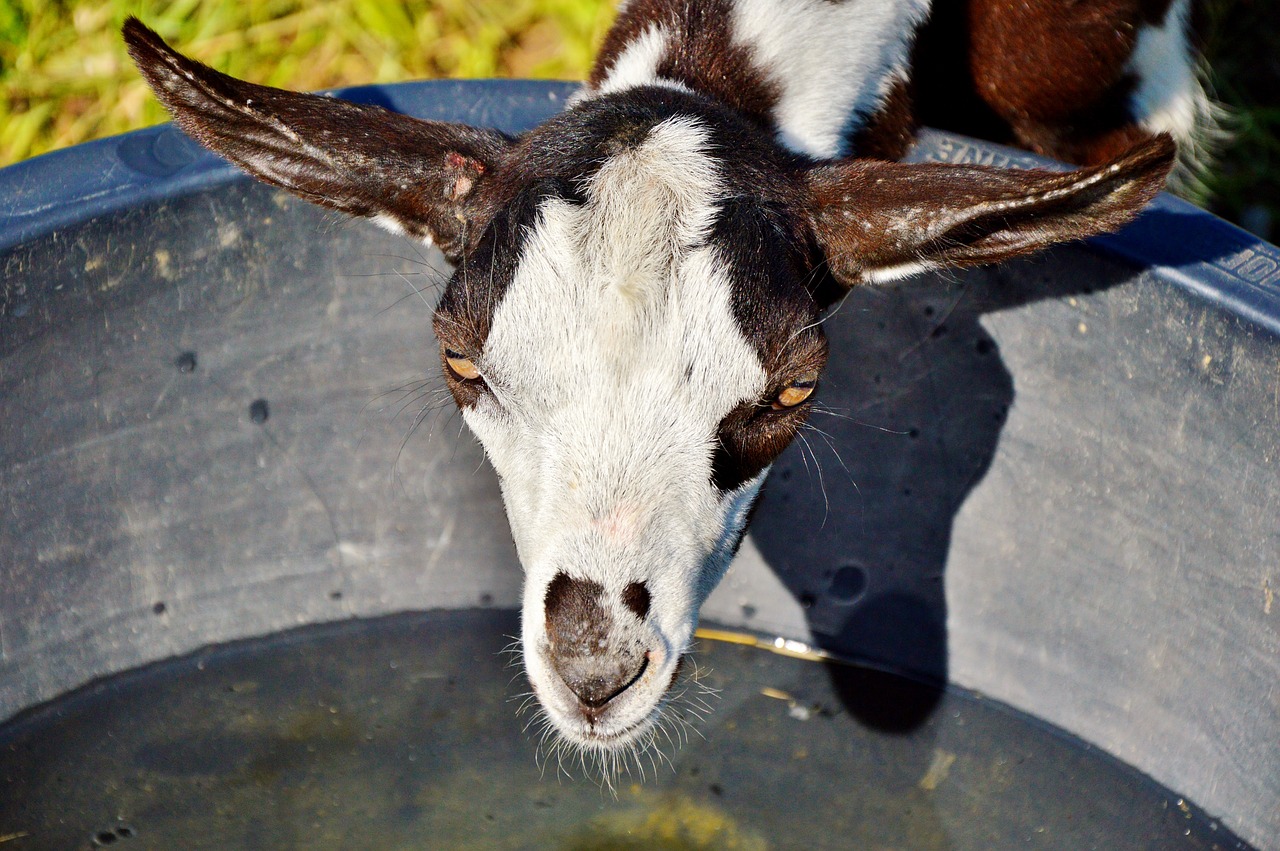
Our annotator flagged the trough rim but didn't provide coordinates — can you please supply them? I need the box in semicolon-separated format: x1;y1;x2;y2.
2;78;1278;337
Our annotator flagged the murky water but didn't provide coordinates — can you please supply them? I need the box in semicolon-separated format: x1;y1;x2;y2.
0;610;1252;850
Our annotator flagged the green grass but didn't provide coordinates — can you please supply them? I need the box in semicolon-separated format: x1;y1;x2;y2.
0;0;613;162
1;0;1275;236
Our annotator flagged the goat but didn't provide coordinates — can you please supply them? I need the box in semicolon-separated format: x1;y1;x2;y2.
123;0;1196;770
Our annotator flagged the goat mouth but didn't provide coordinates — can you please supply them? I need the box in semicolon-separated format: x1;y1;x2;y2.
580;653;651;712
524;619;696;753
552;652;690;749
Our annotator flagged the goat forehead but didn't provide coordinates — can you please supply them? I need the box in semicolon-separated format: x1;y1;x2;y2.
481;117;767;424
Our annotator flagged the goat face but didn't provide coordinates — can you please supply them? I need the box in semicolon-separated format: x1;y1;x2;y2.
124;18;1173;757
433;92;830;749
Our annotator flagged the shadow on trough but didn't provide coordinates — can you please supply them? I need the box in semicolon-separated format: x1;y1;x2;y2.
747;205;1236;733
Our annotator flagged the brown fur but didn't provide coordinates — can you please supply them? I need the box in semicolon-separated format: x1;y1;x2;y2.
849;76;918;163
806;134;1176;284
917;0;1181;167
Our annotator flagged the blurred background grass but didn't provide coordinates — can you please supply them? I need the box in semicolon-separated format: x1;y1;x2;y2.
0;0;1275;237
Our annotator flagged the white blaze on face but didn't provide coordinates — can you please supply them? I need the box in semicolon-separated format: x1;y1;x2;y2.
461;117;769;745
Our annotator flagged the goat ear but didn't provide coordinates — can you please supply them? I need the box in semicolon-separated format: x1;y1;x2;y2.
123;18;512;263
804;134;1176;288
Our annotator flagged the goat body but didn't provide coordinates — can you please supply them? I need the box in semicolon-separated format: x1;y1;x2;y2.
124;0;1188;765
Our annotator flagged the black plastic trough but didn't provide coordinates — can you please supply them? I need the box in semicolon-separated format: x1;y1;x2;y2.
1;80;1277;847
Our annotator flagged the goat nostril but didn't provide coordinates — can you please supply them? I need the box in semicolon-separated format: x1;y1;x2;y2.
622;581;651;620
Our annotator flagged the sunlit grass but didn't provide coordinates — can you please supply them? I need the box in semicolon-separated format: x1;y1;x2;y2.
1;0;1274;234
0;0;613;164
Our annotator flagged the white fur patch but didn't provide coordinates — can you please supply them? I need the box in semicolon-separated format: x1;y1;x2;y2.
730;0;930;159
461;117;768;747
1127;0;1224;190
574;24;693;105
862;258;938;286
1128;0;1197;141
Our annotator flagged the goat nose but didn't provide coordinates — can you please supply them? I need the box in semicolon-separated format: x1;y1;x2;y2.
542;571;650;709
556;651;649;709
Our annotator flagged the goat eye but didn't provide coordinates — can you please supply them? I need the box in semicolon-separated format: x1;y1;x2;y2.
772;371;818;409
444;349;481;381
